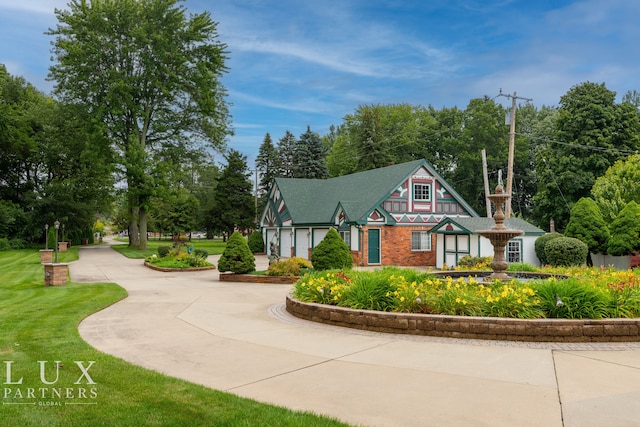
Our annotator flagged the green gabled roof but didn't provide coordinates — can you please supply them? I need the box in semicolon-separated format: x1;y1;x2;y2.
272;159;478;226
274;160;426;225
430;217;545;236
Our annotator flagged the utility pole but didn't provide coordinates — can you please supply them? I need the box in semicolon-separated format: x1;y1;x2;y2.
481;149;491;218
497;90;532;218
250;168;259;225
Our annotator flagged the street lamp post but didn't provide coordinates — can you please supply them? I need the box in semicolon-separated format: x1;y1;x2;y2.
45;224;49;250
54;220;60;263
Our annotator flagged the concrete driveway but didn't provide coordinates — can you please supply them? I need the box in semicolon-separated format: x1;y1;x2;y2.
73;243;640;427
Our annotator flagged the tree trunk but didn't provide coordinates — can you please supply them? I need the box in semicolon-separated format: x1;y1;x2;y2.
128;205;140;248
138;205;148;250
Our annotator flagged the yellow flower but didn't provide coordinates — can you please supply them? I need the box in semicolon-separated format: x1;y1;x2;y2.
455;297;461;303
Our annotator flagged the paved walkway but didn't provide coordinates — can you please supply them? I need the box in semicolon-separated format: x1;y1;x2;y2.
73;242;640;427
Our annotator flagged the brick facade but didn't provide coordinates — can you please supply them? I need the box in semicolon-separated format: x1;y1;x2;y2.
361;225;436;267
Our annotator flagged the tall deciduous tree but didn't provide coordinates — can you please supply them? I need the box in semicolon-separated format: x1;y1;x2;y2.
533;82;640;230
48;0;231;249
0;65;113;242
448;98;508;215
591;154;640;222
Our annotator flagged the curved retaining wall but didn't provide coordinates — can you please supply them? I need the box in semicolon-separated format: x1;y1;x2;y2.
286;296;640;342
143;262;216;272
219;273;300;284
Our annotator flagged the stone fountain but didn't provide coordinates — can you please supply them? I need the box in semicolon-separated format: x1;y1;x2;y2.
477;173;523;281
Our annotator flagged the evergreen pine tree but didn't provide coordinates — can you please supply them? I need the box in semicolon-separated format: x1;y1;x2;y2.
608;201;640;256
293;126;329;179
209;149;255;238
255;133;278;194
218;231;255;273
276;130;297;177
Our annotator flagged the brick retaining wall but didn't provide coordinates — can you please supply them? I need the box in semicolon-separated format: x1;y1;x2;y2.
286;295;640;342
220;273;299;284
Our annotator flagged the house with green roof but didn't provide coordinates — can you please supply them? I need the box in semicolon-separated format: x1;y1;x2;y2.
259;159;544;267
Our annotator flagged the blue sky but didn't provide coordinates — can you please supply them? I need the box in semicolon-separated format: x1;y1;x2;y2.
2;1;640;165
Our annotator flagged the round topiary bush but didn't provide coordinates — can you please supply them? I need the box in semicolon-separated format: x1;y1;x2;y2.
311;228;352;271
248;230;265;253
218;231;255;274
534;232;562;266
544;236;588;267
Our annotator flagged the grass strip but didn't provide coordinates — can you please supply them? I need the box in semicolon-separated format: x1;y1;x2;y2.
111;238;226;259
0;249;348;426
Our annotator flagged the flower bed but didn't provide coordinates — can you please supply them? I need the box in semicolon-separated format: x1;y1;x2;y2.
292;266;640;319
144;248;214;271
287;266;640;342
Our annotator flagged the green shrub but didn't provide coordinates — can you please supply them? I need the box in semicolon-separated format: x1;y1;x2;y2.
248;231;265;253
544;237;588;267
266;257;311;276
311;228;352;271
194;248;208;259
534;232;562;265
608;201;640;256
0;238;9;251
218;231;255;273
9;238;27;249
565;197;610;257
158;246;171;258
457;255;492;269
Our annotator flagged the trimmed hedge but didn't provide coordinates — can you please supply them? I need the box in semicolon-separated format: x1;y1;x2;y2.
544;236;588;267
534;232;562;266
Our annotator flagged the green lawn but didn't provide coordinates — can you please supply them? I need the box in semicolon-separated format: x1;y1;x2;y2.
0;248;348;426
111;238;227;259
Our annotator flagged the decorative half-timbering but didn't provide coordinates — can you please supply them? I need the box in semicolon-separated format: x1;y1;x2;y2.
259;159;543;267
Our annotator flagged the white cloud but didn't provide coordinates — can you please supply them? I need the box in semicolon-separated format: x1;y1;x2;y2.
0;0;66;15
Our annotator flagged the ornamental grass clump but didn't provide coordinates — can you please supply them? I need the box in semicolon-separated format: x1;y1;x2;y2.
266;257;311;276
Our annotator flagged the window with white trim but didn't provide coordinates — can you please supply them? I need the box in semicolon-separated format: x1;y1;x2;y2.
340;231;351;248
413;183;431;201
507;240;521;263
411;231;432;251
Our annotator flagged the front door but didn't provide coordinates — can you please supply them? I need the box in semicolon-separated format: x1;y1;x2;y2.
368;229;380;264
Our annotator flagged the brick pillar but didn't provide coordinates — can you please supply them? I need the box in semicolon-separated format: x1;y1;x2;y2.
40;249;53;264
44;263;69;286
58;241;68;252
